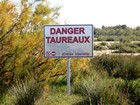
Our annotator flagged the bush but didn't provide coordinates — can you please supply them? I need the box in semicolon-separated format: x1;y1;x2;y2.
100;42;108;46
128;79;140;105
113;43;140;53
109;43;120;50
90;55;140;104
94;45;107;51
9;79;43;105
73;77;129;105
106;37;115;41
135;43;140;47
119;37;131;43
0;82;8;104
90;55;140;80
114;58;140;81
97;36;107;41
91;55;120;76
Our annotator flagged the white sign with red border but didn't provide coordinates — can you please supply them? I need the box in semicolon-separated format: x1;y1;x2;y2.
44;24;93;58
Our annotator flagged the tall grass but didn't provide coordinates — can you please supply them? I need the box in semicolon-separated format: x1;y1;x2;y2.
9;79;43;105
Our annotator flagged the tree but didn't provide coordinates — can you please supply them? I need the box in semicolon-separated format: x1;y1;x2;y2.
0;0;60;84
0;0;90;85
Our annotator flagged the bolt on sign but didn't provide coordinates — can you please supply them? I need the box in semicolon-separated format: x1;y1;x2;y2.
44;24;94;58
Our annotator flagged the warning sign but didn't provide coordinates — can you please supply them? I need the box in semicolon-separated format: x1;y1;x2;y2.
44;24;94;58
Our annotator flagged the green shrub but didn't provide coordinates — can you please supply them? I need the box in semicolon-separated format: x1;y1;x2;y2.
94;45;107;51
96;36;107;41
90;55;140;104
128;79;140;105
91;55;120;76
0;82;8;104
114;43;140;53
114;58;140;81
118;44;134;53
9;79;43;105
109;43;120;50
91;55;140;80
94;37;98;41
100;42;108;46
73;77;129;105
135;43;140;47
119;37;131;43
106;37;115;41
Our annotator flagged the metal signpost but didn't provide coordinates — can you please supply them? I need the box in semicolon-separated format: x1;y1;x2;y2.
67;58;70;95
44;24;93;95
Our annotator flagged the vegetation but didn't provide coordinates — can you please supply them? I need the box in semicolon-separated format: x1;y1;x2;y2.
9;79;43;105
1;55;140;105
89;55;140;105
95;25;140;41
94;44;107;51
73;77;129;105
0;0;140;105
108;43;140;53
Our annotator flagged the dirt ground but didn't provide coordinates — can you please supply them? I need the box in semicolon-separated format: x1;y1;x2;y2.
94;41;140;56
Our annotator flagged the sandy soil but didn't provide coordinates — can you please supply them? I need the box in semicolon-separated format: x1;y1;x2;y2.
94;50;140;56
94;41;140;56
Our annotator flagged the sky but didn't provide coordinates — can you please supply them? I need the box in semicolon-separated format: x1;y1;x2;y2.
12;0;140;28
49;0;140;28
